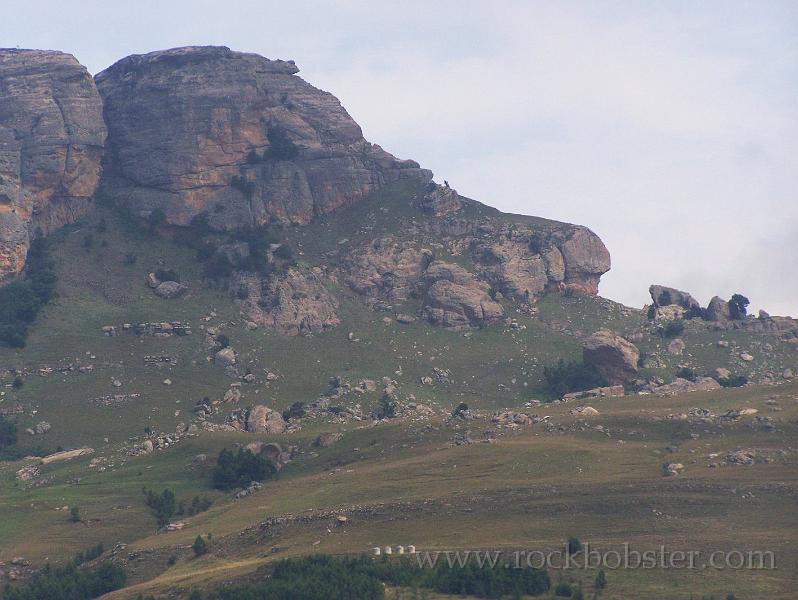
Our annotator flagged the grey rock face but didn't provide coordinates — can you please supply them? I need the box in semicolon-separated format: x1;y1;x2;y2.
0;49;106;280
95;46;431;228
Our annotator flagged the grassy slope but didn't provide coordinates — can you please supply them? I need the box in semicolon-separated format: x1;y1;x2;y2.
0;182;796;598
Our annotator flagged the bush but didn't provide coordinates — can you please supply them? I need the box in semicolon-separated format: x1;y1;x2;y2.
674;367;697;382
567;537;583;555
282;401;306;421
0;238;57;348
659;319;685;338
718;375;748;388
272;243;295;262
212;448;277;491
264;127;300;161
595;569;607;589
729;294;750;320
143;487;176;528
192;535;208;557
231;175;256;200
0;415;18;450
215;334;230;350
2;557;125;600
543;359;607;398
69;506;81;523
147;208;167;234
452;402;469;417
554;580;573;597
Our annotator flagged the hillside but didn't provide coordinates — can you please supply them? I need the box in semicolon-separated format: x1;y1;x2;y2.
0;45;797;600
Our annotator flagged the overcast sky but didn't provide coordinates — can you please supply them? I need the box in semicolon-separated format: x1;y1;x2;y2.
4;1;797;315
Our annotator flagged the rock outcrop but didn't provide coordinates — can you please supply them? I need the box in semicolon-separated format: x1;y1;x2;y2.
706;296;730;322
649;285;700;310
421;261;503;328
0;49;106;280
470;224;610;299
583;330;639;385
95;46;431;228
345;237;433;302
235;267;340;335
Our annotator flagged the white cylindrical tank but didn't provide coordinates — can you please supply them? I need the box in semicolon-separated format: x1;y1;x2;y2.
384;546;392;555
372;547;381;556
396;545;405;554
406;545;416;554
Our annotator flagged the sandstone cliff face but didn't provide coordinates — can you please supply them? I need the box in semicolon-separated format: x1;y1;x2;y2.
0;49;106;280
95;46;431;228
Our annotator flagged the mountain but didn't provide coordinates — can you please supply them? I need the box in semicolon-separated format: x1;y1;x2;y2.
1;45;796;600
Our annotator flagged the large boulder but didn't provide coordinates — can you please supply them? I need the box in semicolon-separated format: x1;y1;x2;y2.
245;405;286;434
649;285;700;309
95;46;431;228
706;296;731;322
421;261;504;328
0;50;106;280
582;330;640;385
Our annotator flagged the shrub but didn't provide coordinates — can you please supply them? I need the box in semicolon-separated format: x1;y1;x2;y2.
567;536;583;555
452;402;469;417
143;487;176;528
2;557;125;600
215;334;230;350
202;254;234;280
0;415;18;450
659;320;685;338
282;401;306;421
12;376;24;389
69;506;81;523
718;375;748;388
0;237;57;348
147;208;167;234
212;448;277;491
272;243;295;262
555;580;574;597
264;127;300;161
543;359;607;398
595;569;607;589
729;294;750;320
674;367;697;382
231;175;256;200
192;535;208;557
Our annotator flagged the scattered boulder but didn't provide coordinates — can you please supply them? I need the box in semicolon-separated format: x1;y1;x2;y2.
40;447;94;464
570;406;599;417
214;347;237;367
714;367;731;380
667;338;685;355
649;285;700;310
153;280;187;299
663;462;684;476
649;377;721;396
245;405;286;434
740;353;754;362
314;432;344;447
563;385;625;401
582;330;640;385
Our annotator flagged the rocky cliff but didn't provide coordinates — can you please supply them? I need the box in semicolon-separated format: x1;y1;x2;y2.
95;46;431;228
0;49;106;280
0;44;612;329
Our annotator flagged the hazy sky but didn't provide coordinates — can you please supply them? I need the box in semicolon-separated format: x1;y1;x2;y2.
4;1;797;315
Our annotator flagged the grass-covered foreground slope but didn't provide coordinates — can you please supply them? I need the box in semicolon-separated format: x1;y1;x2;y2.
1;381;796;599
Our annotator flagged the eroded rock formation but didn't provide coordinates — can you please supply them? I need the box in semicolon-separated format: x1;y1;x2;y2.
95;46;431;228
583;329;640;385
0;49;106;280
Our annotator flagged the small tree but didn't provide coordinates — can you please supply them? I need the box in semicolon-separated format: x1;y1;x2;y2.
729;294;750;320
69;506;81;523
12;376;24;389
567;536;583;555
595;569;607;589
192;535;208;557
452;402;469;417
0;415;17;450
